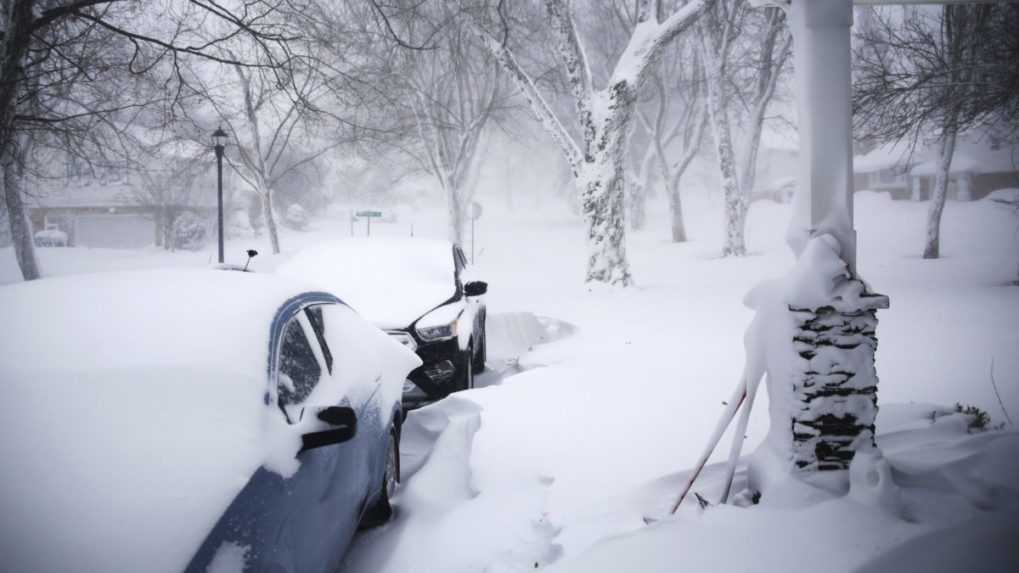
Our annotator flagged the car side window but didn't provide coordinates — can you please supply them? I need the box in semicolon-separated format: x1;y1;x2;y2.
278;317;322;410
304;306;334;374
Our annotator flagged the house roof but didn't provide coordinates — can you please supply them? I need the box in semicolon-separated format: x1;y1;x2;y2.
854;136;1019;176
854;142;911;173
27;172;219;210
27;180;135;209
910;140;1019;176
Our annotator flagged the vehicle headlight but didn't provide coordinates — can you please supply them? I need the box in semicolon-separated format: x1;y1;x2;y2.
416;321;457;341
387;331;418;352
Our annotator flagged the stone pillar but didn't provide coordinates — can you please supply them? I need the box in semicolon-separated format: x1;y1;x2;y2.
783;0;888;477
789;280;889;472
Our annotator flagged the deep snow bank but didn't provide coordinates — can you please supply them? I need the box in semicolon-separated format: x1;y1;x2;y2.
546;404;1019;573
344;397;561;573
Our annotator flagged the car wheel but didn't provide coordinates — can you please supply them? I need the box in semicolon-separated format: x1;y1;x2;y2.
460;345;474;391
472;329;486;374
359;429;399;529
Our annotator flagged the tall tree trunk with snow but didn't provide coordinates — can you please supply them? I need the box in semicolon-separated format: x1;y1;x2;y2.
667;182;687;242
628;140;655;231
234;65;283;254
260;185;281;254
447;179;465;246
0;0;39;280
577;85;637;285
2;142;39;280
475;0;711;285
923;123;956;259
922;4;972;260
698;8;745;257
701;48;744;255
738;10;791;209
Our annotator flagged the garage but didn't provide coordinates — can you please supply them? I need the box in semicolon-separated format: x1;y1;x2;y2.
73;213;155;249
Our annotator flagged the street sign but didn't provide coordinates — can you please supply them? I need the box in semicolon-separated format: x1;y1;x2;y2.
354;210;383;237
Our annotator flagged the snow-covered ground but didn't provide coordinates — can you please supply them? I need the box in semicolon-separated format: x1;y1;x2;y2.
2;190;1017;571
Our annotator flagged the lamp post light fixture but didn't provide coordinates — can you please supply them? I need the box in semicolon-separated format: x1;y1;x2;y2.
212;126;228;264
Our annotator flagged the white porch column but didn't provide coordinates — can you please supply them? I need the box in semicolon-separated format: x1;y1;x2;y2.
911;175;923;201
787;0;858;272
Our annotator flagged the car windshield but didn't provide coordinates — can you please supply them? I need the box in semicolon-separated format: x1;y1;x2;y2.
279;239;457;329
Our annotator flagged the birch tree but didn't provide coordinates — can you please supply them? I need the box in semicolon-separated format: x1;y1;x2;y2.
698;0;789;256
697;0;743;255
472;0;713;286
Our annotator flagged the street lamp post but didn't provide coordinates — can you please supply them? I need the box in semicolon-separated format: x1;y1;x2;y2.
212;126;227;264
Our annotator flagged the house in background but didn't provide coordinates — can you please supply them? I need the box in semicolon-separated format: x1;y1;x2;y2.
853;136;1019;201
28;175;217;249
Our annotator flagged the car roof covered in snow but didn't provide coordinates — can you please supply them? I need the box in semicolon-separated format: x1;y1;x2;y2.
277;237;459;330
0;269;344;572
0;268;325;377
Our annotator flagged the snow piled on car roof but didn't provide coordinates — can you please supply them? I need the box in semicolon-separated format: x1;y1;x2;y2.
0;269;313;573
278;238;458;329
0;268;304;376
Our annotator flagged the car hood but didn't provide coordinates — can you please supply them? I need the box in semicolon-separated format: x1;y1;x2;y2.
338;281;457;330
0;366;289;573
276;239;458;331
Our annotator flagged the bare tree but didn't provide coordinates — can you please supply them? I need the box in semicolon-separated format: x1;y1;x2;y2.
697;0;743;256
854;4;1018;259
698;0;789;256
734;6;790;213
405;14;507;245
639;42;708;243
471;0;713;286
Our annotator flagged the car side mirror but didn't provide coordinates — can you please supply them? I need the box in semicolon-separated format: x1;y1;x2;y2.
300;406;357;452
464;281;488;297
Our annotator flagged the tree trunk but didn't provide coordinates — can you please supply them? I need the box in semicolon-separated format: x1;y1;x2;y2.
738;116;764;208
261;189;280;255
3;155;39;280
579;158;631;285
448;182;464;246
579;85;633;286
667;178;688;242
706;86;745;256
923;125;957;259
0;0;39;280
628;144;655;231
627;180;647;231
699;24;746;257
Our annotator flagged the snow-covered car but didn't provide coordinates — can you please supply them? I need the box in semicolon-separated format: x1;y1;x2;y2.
0;269;420;573
278;238;488;405
33;226;68;247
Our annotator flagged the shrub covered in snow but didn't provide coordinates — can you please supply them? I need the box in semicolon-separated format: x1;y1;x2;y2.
284;203;309;230
172;211;208;250
33;228;68;247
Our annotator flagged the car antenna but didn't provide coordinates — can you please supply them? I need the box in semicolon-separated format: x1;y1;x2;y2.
243;249;258;272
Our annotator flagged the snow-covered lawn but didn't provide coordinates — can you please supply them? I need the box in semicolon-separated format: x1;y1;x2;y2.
2;191;1017;571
